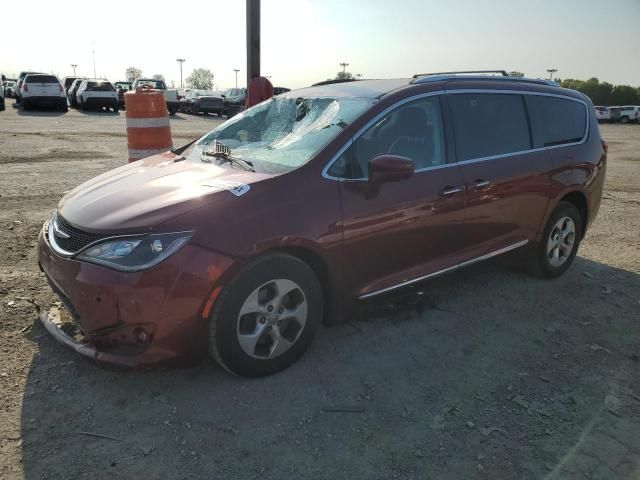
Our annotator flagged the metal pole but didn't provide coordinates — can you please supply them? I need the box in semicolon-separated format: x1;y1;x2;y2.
71;64;78;76
246;0;260;87
92;45;96;78
176;59;185;88
233;69;240;88
340;62;349;73
546;68;557;80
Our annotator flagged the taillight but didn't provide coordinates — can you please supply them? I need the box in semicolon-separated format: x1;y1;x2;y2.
601;140;608;154
23;84;28;92
59;85;63;92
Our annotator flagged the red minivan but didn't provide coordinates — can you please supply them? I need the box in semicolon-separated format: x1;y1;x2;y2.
38;71;606;377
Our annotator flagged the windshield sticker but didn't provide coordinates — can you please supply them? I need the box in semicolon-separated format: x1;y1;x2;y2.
202;180;251;197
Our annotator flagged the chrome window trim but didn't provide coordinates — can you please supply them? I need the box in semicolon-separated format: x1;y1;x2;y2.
322;89;590;182
358;239;529;299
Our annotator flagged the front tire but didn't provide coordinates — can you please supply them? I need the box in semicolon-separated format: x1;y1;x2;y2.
208;253;323;377
526;201;583;278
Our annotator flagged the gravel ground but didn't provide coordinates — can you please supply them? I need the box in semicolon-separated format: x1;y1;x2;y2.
0;102;639;480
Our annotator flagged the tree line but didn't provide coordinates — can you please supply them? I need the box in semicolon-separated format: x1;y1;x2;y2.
558;78;640;106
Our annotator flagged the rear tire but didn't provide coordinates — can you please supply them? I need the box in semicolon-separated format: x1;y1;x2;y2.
208;253;323;377
621;116;629;124
525;201;583;278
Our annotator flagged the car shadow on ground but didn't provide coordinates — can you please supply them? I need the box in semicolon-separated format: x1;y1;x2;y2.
19;256;640;479
76;109;121;117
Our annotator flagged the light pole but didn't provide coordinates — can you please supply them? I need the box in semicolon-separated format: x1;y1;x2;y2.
233;69;240;88
92;42;96;78
176;58;185;88
340;62;349;74
546;68;557;80
71;64;78;76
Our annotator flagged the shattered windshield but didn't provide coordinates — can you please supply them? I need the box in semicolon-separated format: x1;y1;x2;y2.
195;96;374;173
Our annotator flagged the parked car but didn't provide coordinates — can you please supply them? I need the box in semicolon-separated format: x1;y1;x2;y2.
21;74;67;111
616;105;640;124
15;71;43;104
608;107;623;122
131;78;179;115
273;87;291;96
76;79;119;112
62;76;81;95
221;87;247;117
0;82;5;111
67;78;85;108
180;89;224;115
594;106;610;122
113;81;131;109
37;72;606;377
4;80;16;98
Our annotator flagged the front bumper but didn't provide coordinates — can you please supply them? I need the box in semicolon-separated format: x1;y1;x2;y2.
37;230;234;368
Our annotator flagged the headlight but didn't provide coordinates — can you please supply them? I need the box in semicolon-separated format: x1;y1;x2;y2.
76;232;192;272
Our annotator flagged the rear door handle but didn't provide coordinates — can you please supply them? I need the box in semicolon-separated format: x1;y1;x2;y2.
474;179;491;189
440;186;464;196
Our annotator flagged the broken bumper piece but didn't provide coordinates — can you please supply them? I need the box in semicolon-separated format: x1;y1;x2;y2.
39;306;139;367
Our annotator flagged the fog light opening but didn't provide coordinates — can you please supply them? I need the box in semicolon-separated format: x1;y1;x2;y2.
134;327;150;344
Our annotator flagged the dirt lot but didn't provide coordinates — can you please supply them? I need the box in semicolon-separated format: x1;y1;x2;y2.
0;102;639;480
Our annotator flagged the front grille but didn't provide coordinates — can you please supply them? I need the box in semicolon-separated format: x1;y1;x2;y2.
54;215;105;253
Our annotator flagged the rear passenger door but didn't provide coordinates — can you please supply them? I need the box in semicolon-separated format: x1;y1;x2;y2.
447;92;552;258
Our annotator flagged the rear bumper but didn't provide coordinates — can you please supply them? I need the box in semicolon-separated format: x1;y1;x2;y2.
84;97;118;108
23;96;66;107
37;228;234;368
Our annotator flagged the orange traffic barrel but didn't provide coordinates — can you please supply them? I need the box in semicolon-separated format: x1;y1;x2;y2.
124;85;173;162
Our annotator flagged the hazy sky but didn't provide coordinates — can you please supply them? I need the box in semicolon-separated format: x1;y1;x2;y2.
2;0;639;89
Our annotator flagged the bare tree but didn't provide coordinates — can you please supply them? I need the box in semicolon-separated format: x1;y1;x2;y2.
125;67;142;83
186;68;214;90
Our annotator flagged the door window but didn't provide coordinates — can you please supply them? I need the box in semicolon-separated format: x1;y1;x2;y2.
448;93;531;161
329;96;446;179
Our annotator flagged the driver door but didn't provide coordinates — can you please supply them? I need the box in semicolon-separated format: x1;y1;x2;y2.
329;95;468;298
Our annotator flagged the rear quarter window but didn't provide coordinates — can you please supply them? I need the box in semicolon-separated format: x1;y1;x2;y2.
525;96;587;148
448;93;531;161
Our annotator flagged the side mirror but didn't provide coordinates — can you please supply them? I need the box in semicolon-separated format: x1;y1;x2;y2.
368;155;414;183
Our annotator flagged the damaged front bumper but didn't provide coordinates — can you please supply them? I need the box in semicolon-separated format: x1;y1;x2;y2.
37;228;234;368
39;305;139;367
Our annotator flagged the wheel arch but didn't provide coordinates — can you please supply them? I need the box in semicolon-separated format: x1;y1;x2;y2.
266;245;334;325
558;190;588;238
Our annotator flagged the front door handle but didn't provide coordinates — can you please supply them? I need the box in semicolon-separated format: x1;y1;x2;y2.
474;179;491;189
440;186;464;196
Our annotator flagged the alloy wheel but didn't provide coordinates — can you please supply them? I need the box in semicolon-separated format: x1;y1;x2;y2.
236;279;308;360
546;216;576;267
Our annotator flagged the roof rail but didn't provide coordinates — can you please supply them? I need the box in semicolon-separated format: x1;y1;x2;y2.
412;70;508;79
411;74;560;88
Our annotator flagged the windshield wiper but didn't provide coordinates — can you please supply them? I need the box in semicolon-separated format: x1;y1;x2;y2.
201;140;254;171
171;138;199;156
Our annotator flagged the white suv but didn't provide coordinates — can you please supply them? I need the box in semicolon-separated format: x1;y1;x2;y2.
21;74;67;111
594;106;610;122
76;79;119;112
617;105;640;124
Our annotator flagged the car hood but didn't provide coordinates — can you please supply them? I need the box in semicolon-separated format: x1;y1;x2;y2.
58;151;274;233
